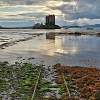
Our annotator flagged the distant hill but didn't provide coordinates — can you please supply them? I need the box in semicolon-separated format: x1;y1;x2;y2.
83;24;100;28
0;26;3;28
63;24;100;29
0;25;61;29
0;26;33;29
63;25;81;29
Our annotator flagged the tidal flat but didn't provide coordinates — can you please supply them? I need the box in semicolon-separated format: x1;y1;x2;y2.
0;29;100;68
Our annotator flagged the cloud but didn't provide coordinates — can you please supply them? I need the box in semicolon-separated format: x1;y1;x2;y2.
65;18;100;26
0;0;47;5
50;0;100;19
0;0;100;26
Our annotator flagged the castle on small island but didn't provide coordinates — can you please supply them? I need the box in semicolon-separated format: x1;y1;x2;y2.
33;15;61;29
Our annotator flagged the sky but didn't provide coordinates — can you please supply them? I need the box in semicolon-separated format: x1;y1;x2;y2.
0;0;100;27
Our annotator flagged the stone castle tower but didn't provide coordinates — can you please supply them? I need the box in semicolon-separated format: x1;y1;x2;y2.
46;15;55;25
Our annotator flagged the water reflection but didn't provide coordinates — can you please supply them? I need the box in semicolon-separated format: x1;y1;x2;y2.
55;36;79;54
44;32;100;57
44;33;100;67
1;30;100;67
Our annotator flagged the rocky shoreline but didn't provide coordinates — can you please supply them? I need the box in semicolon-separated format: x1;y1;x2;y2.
0;61;100;100
54;64;100;99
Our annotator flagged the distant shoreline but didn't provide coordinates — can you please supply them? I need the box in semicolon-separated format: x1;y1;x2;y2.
0;27;33;29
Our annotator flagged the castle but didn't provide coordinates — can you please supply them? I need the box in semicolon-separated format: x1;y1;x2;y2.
46;15;55;25
33;15;60;29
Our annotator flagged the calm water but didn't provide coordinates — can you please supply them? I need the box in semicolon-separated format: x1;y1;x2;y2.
0;29;100;68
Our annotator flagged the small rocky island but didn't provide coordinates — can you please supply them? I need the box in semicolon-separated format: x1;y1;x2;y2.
33;15;61;29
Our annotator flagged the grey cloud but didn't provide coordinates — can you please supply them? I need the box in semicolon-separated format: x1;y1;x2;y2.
48;0;100;20
19;12;46;17
0;0;46;5
0;0;100;26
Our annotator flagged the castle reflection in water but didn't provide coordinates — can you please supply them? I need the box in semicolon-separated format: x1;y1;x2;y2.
45;32;79;56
